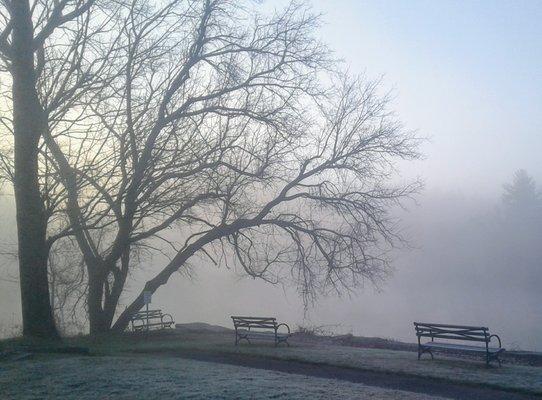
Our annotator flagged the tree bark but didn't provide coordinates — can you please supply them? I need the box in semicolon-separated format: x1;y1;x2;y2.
11;0;58;338
88;267;108;334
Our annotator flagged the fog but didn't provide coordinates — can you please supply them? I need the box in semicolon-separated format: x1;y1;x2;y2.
5;178;542;350
1;0;542;350
144;181;542;351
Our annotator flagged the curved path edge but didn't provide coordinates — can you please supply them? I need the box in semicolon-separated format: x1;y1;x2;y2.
132;348;541;400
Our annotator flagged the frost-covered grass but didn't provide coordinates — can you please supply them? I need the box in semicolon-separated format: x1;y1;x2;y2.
3;331;541;396
230;343;542;395
0;355;446;400
68;332;542;395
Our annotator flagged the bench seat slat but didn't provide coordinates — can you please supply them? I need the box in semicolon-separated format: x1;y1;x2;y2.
133;314;164;319
237;330;289;338
133;314;163;319
133;320;170;326
416;329;488;336
414;322;488;330
133;321;173;326
134;310;162;315
132;316;167;321
423;342;504;354
417;334;489;342
238;334;290;340
133;322;173;329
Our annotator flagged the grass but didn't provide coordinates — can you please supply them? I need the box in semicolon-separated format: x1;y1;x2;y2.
3;330;542;396
0;354;448;400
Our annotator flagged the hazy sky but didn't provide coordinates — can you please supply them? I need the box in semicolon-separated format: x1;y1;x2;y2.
309;0;542;196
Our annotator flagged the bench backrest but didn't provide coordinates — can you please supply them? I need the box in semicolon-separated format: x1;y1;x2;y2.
132;309;164;320
231;316;277;330
414;322;489;343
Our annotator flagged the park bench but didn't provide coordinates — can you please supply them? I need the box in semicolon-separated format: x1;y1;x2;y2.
231;316;291;346
130;309;174;332
414;322;505;366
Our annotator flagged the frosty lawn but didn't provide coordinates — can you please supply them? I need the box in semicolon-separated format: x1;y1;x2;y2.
0;355;448;400
64;331;542;395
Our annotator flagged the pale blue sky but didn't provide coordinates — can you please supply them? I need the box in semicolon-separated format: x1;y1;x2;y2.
309;0;542;196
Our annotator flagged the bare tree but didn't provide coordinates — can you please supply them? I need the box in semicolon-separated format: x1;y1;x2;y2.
0;0;122;337
39;0;421;333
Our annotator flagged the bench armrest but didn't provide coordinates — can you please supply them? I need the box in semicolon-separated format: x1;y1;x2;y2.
489;334;502;348
276;323;291;335
161;313;174;323
131;317;146;331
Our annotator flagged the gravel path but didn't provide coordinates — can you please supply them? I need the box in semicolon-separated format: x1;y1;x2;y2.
154;349;542;400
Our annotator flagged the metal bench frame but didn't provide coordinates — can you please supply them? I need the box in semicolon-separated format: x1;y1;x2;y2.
414;322;504;366
231;316;291;347
130;309;174;332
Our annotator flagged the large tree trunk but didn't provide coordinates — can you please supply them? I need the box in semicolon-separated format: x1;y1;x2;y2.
111;235;218;332
88;269;108;335
11;0;58;338
88;263;130;334
111;225;239;332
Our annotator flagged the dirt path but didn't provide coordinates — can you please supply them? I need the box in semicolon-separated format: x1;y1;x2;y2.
141;349;541;400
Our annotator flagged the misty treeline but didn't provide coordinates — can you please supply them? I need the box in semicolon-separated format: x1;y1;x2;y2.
429;169;542;289
449;169;542;291
0;0;420;337
406;169;542;327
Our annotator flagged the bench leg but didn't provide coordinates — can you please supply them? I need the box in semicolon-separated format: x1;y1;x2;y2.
275;337;290;347
491;355;501;367
418;347;433;360
236;336;251;345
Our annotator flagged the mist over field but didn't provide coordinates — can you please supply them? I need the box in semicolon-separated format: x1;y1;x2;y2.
1;0;541;352
144;182;542;352
2;179;542;350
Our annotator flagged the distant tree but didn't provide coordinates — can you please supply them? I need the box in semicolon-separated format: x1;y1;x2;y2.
40;0;421;333
502;170;541;221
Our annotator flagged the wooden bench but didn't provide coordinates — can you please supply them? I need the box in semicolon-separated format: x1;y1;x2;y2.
414;322;505;366
231;316;291;346
130;309;174;332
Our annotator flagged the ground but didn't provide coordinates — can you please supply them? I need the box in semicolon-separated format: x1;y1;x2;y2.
1;327;541;399
0;355;447;400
